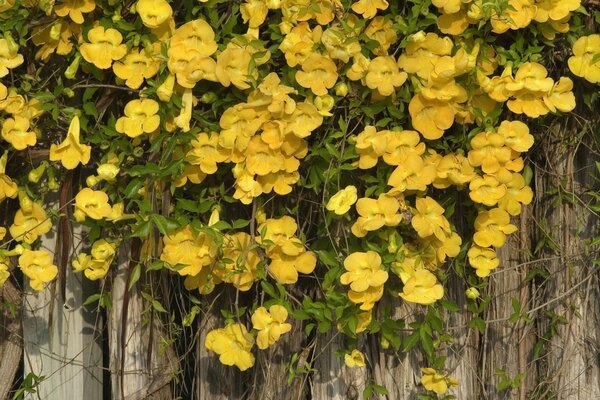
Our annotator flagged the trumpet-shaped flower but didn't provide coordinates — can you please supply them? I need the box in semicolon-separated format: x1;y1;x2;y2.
9;202;52;244
219;105;266;151
568;34;600;84
468;131;513;176
74;188;112;221
160;225;217;276
348;285;385;310
351;0;389;19
355;126;389;169
326;185;358;215
251;305;292;349
408;93;454;140
32;20;81;62
295;54;338;96
467;245;500;277
258;216;303;256
364;56;407;96
0;151;18;203
473;208;518;248
186;132;228;174
80;26;127;70
344;350;366;368
433;154;476;188
490;0;536;34
136;0;173;28
534;0;580;23
205;323;255;371
54;0;96;24
497;173;533;215
382;130;425;166
400;269;444;305
351;194;403;237
19;250;58;291
388;154;436;193
0;258;8;287
364;16;397;56
0;37;24;77
341;251;388;293
1;115;36;150
213;232;260;291
397;32;453;80
544;77;576;113
411;196;451;241
115;99;161;138
268;250;317;284
321;26;361;63
113;47;161;89
497;120;534;153
421;368;458;395
469;175;506;206
49;116;91;170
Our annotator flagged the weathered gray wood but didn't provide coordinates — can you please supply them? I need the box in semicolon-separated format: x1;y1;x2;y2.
109;242;177;400
22;222;103;400
0;280;22;399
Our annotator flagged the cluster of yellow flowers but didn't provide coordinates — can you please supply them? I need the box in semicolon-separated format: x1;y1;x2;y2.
205;304;293;370
568;34;600;84
73;239;117;281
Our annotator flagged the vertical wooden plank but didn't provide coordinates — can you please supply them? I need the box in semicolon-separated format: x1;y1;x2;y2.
0;280;22;399
311;330;367;400
109;241;177;400
534;133;600;399
22;223;103;400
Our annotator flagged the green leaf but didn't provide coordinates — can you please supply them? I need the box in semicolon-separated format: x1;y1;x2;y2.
128;264;141;290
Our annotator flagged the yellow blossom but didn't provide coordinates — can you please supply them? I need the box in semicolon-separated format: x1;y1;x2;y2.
0;151;18;203
408;93;454;140
31;20;81;62
544;77;576;113
115;98;161;138
1;115;36;150
497;120;534;153
469;175;507;206
534;0;579;23
468;245;500;277
351;193;403;237
568;34;600;84
382;130;425;166
491;0;536;34
399;269;444;305
355;125;388;169
0;258;9;287
364;16;397;56
113;46;161;89
49;116;91;170
344;350;366;368
341;251;388;292
205;323;255;371
433;154;476;188
497;173;533;215
186;132;228;174
19;249;58;291
160;225;217;276
348;285;385;310
411;196;451;241
421;368;458;395
0;38;24;77
326;185;358;215
397;32;453;80
351;0;389;19
80;26;127;70
321;25;361;63
74;188;112;221
54;0;95;24
365;56;407;96
388;154;436;193
213;232;260;291
268;250;317;284
279;22;321;67
9;201;52;244
295;54;338;96
473;208;518;248
136;0;173;28
251;305;292;349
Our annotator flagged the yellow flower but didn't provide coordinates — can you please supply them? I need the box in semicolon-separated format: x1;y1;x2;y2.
9;201;52;244
0;151;18;203
115;98;161;138
0;259;9;287
136;0;173;28
156;73;176;102
382;130;425;166
465;287;480;299
490;0;536;34
205;323;255;371
344;350;366;368
469;175;507;206
408;93;454;140
351;193;403;237
54;0;96;24
364;56;407;96
295;53;338;96
1;115;36;150
341;251;388;292
321;25;361;63
174;89;194;132
467;245;500;277
505;62;554;117
0;88;25;115
421;368;458;395
19;249;58;292
473;208;518;248
184;266;220;295
74;188;112;221
240;0;269;31
284;101;323;138
351;0;389;19
49;115;91;170
213;232;260;291
497;173;533;215
544;77;576;113
388;154;436;193
326;185;358;215
80;26;127;70
219;105;265;151
355;125;388;169
534;0;579;23
73;239;117;280
467;131;513;176
364;16;397;56
397;32;453;80
268;250;317;284
348;285;384;310
251;305;292;349
160;225;217;276
97;163;119;181
568;34;600;84
0;37;24;77
31;20;81;62
279;22;321;67
399;269;444;305
186;132;228;174
433;154;476;188
497;120;534;153
411;196;451;241
113;46;161;89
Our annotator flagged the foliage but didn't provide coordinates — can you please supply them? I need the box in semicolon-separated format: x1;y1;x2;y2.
0;0;598;397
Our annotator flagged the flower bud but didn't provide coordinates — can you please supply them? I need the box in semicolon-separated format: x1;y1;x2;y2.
208;208;220;227
200;91;217;104
18;191;33;213
28;163;47;183
157;74;175;102
465;287;480;300
64;54;81;80
86;175;99;187
380;336;390;350
266;0;281;9
334;82;349;97
4;33;18;54
63;88;75;98
97;164;120;181
49;22;63;41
